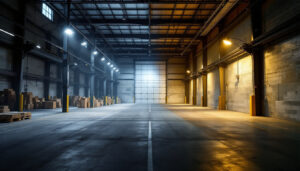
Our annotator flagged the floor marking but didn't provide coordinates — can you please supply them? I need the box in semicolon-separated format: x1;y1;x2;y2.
148;121;153;171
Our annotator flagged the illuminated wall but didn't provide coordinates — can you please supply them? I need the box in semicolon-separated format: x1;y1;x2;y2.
135;61;166;104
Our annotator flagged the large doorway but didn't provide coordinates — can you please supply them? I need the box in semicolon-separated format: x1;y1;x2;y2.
135;61;166;104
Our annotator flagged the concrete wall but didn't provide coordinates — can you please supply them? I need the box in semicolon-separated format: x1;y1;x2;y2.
262;0;300;32
167;58;186;104
264;34;300;121
23;80;44;97
117;58;135;103
207;69;220;109
226;56;253;113
196;76;202;105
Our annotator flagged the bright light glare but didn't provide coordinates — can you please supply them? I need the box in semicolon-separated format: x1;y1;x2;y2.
81;41;87;47
101;57;105;61
107;62;110;65
116;69;119;72
64;28;74;36
93;51;98;55
36;45;41;49
0;28;15;37
186;70;190;74
223;39;232;46
110;64;114;68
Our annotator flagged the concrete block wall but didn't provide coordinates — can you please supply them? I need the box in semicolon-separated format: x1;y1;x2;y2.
264;34;300;121
225;55;253;113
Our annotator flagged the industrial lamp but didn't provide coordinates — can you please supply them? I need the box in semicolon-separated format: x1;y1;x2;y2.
222;38;254;54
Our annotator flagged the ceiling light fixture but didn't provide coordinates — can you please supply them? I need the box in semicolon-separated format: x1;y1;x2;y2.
93;51;98;55
81;41;87;47
64;27;74;36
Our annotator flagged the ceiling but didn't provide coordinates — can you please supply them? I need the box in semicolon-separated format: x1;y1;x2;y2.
48;0;223;59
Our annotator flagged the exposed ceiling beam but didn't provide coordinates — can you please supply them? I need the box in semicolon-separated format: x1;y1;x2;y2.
96;44;186;48
94;34;202;39
45;0;222;4
70;8;216;11
71;19;205;26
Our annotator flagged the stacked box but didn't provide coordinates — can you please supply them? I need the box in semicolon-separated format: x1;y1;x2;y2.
56;99;62;108
43;101;56;109
116;97;121;104
107;97;112;105
0;106;10;113
79;98;88;108
24;104;34;110
0;89;16;110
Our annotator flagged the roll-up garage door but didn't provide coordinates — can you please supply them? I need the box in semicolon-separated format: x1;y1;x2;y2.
135;61;166;104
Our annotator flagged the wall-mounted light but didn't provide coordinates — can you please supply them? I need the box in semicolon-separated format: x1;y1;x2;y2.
116;69;119;72
186;70;191;74
107;62;110;66
101;57;105;61
81;41;87;47
64;27;74;36
110;64;114;68
36;45;41;49
223;39;232;46
93;51;98;55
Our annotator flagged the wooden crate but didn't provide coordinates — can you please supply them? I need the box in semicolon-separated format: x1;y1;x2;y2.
0;112;31;123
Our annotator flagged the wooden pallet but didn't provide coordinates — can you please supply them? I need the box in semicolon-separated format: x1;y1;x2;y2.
0;112;31;123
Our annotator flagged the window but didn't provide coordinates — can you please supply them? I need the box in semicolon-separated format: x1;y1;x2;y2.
42;3;53;21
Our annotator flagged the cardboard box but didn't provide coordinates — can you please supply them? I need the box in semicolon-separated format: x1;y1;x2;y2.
24;104;34;110
43;101;56;109
0;105;10;113
0;89;16;110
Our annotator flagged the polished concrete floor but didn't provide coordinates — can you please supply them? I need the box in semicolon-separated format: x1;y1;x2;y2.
1;104;300;171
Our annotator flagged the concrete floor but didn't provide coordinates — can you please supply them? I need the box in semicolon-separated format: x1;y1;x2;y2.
1;104;300;171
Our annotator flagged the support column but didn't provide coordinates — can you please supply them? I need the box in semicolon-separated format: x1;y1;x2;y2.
218;66;226;110
250;0;264;116
57;63;62;98
90;51;95;108
62;1;70;113
12;1;26;111
85;74;89;97
202;38;208;107
74;69;80;95
44;61;50;100
192;52;197;105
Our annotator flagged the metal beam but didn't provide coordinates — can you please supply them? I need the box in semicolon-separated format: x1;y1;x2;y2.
72;18;205;26
62;0;70;113
250;0;264;116
94;34;199;39
45;0;222;4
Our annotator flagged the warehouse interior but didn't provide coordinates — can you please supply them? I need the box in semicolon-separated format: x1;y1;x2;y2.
1;0;300;170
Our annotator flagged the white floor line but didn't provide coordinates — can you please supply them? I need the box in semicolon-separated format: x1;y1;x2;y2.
148;121;153;171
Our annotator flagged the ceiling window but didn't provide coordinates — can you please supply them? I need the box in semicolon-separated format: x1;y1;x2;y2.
42;3;53;21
